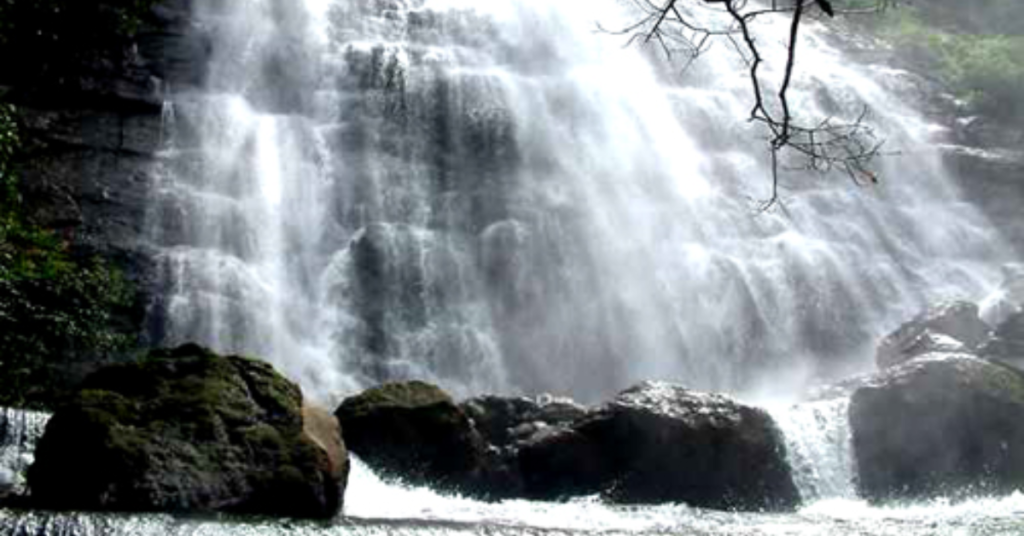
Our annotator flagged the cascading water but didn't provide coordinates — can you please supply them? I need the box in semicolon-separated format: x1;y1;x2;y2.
770;397;857;501
148;0;1005;403
0;409;48;496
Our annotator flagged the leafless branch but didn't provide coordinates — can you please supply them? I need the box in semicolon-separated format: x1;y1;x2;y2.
610;0;900;209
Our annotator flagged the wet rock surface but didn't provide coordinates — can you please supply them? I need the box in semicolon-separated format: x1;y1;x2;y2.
460;394;586;451
876;301;990;369
979;310;1024;370
850;354;1024;502
519;382;799;510
1;0;207;380
339;380;798;511
335;381;494;495
28;344;347;518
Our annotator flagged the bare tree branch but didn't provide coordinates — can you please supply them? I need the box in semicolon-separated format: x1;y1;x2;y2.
609;0;900;209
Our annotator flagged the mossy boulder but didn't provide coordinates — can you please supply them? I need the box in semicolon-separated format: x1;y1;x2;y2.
518;382;800;511
850;354;1024;502
335;381;494;495
27;344;348;518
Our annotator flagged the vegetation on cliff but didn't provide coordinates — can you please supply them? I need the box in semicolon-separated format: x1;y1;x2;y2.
0;102;134;410
872;0;1024;121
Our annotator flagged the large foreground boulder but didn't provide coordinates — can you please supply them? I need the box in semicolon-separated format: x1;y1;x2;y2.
850;354;1024;502
518;382;799;511
876;301;989;369
335;381;494;494
28;344;348;518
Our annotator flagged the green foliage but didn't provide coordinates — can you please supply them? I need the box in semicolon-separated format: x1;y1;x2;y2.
935;34;1024;117
877;7;1024;120
0;103;134;410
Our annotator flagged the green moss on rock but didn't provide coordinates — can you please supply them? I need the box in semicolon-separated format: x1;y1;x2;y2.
335;381;488;494
27;344;347;519
339;380;453;415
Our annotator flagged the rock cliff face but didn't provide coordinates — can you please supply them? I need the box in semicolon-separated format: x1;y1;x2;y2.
1;0;204;357
942;123;1024;257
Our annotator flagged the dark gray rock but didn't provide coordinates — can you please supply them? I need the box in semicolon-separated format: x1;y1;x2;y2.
335;381;497;495
979;311;1024;369
518;382;800;511
461;394;587;451
942;141;1024;258
28;345;347;518
876;301;989;369
3;0;208;364
850;354;1024;502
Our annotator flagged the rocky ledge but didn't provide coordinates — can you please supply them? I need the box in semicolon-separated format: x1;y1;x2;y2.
27;344;348;518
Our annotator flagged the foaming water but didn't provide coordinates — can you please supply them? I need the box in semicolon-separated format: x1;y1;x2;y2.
345;457;690;532
4;462;1024;535
148;0;1007;404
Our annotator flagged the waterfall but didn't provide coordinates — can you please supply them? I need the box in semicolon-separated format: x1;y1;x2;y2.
770;397;857;502
147;0;1008;402
0;408;49;496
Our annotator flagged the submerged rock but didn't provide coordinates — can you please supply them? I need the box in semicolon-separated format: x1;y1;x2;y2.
850;354;1024;502
876;301;989;369
27;344;347;518
519;382;799;511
